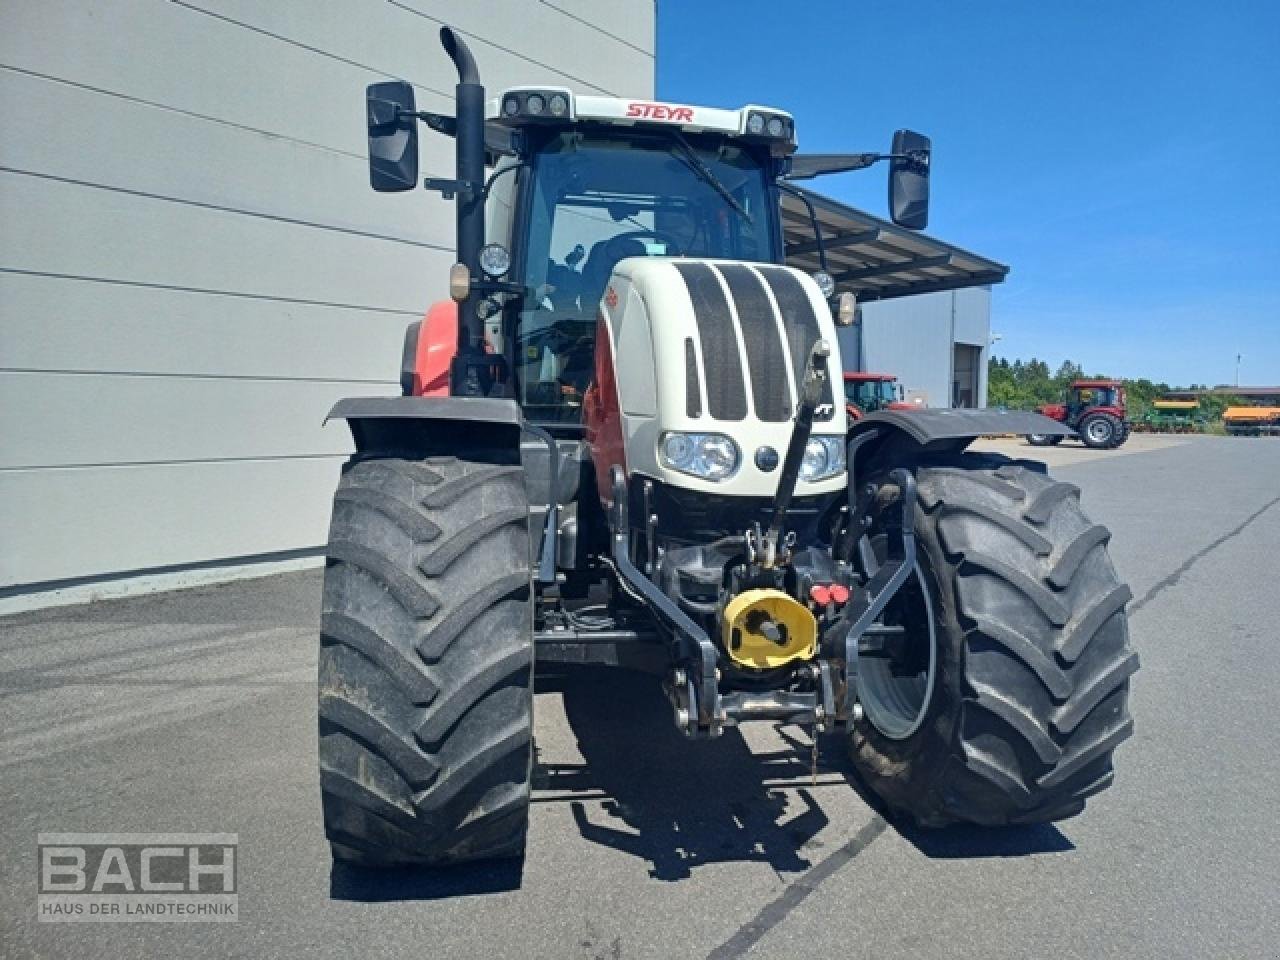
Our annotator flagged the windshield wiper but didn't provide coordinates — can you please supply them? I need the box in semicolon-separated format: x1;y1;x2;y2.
669;132;752;225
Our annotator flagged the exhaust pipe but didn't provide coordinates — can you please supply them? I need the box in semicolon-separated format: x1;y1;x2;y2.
440;27;489;396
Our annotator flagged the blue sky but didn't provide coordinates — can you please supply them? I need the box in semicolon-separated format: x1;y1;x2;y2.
657;1;1279;386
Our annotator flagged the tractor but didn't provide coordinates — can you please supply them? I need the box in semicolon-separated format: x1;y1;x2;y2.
1027;379;1131;449
317;28;1137;868
842;371;915;420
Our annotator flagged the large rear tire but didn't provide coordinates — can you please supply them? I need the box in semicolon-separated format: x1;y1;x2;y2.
318;453;533;866
850;454;1137;826
1079;413;1122;449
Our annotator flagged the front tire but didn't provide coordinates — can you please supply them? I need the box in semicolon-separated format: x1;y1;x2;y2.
318;453;534;866
849;454;1137;826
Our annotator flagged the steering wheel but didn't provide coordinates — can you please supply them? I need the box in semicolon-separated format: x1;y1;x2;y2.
608;230;684;258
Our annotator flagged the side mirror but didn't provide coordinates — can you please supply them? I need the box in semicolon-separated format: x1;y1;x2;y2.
889;129;930;230
367;81;418;192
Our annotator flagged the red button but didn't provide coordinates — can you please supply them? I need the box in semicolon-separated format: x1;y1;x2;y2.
829;584;850;605
809;584;832;606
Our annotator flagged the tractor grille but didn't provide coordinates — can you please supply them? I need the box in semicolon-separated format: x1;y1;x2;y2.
674;262;834;423
718;264;792;422
756;266;835;421
673;262;748;421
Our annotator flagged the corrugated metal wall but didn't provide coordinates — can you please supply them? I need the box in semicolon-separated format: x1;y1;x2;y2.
0;0;654;610
839;286;991;408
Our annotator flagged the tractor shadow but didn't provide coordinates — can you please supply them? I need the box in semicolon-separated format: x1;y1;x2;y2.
329;857;524;902
542;666;1074;878
537;665;832;882
329;665;1074;900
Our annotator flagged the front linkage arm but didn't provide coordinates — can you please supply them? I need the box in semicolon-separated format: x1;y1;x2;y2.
829;467;918;729
609;466;725;738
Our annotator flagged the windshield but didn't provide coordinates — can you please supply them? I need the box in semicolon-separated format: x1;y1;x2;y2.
846;379;898;408
1074;386;1117;407
516;132;776;424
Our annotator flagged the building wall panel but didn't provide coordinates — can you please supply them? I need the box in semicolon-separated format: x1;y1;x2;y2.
0;0;655;605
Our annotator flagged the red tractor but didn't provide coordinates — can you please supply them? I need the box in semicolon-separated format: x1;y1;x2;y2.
1028;379;1130;449
842;372;915;420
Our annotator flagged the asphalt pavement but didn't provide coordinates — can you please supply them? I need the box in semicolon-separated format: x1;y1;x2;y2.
3;433;1278;959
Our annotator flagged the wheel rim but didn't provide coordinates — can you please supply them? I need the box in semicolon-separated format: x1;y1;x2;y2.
1086;419;1111;443
855;542;938;741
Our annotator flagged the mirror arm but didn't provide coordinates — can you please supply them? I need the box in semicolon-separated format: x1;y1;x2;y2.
783;152;881;181
775;180;829;273
424;176;482;201
783;150;930;182
416;111;456;136
427;157;524;202
373;105;457;137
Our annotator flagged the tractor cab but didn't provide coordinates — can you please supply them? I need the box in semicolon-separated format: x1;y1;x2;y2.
1066;380;1125;421
369;77;931;425
483;93;795;426
842;372;908;419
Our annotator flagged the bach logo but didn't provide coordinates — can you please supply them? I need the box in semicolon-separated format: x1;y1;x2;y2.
38;833;238;923
625;102;694;122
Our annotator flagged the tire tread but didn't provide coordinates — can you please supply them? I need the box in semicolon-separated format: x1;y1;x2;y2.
852;453;1137;827
318;454;533;867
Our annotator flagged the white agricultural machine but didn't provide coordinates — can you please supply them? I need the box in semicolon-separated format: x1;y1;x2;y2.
316;28;1136;867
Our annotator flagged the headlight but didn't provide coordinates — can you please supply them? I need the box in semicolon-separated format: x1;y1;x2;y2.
478;243;511;278
660;432;740;482
549;93;569;117
745;111;791;139
525;93;545;116
798;436;846;482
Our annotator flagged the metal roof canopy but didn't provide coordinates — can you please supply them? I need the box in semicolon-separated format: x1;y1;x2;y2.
781;187;1009;301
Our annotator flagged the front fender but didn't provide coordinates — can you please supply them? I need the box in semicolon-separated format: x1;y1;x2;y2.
849;408;1075;446
326;395;560;584
845;409;1076;490
326;396;522;454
